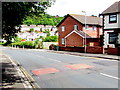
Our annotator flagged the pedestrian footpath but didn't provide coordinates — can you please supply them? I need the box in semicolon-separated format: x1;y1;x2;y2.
0;51;33;89
48;50;119;60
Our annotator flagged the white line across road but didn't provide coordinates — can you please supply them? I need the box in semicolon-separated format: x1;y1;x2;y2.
48;58;62;63
100;73;120;80
35;54;62;63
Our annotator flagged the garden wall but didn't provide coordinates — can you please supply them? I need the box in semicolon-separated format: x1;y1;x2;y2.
107;47;119;55
59;46;85;53
86;46;104;54
43;42;58;49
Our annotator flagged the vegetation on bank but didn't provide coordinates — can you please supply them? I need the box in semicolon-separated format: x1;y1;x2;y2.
2;1;55;41
23;14;64;26
1;35;58;49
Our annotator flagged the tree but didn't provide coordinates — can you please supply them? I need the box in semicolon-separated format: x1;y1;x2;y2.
43;36;58;42
2;1;55;41
23;14;64;26
30;28;34;32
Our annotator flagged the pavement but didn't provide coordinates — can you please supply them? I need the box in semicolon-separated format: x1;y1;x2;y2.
8;46;120;60
0;51;33;89
48;50;119;60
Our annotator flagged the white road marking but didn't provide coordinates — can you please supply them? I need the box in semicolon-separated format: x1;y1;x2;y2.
48;58;62;62
100;73;120;80
35;54;62;63
4;55;32;88
36;55;45;58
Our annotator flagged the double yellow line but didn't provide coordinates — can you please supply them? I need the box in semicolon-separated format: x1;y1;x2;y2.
5;53;41;90
20;66;41;90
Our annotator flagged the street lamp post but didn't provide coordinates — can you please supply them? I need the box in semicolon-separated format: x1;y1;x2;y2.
82;11;87;53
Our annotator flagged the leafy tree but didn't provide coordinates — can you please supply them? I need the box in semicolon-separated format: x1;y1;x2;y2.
23;14;64;26
14;36;22;43
30;28;34;32
43;36;58;42
2;1;55;41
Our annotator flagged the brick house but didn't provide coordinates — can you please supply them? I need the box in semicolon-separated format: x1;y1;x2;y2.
100;1;120;55
57;14;102;48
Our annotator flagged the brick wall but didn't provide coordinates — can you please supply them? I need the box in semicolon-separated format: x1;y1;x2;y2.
66;33;83;47
107;48;119;55
86;46;104;54
59;46;104;54
59;46;85;53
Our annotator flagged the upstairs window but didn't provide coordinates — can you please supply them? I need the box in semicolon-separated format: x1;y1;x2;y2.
92;26;97;30
109;14;117;23
62;38;65;45
62;26;65;31
85;25;89;30
109;33;118;44
74;24;78;30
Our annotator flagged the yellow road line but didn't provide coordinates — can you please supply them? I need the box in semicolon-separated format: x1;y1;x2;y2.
3;54;41;89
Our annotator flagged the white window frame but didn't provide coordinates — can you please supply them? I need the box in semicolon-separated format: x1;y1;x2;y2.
62;38;65;45
74;24;78;30
92;26;97;30
62;26;65;31
86;25;89;30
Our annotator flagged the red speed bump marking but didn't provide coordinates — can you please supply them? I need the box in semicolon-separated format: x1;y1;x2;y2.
32;68;60;75
65;64;94;70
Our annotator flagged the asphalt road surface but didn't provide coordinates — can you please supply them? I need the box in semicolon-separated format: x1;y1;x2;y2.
2;47;119;88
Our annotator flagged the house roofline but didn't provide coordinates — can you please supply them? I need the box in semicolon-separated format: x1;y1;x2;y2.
100;12;120;16
57;14;102;27
56;14;84;27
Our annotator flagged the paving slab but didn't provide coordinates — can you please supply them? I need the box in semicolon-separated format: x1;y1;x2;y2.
0;51;33;89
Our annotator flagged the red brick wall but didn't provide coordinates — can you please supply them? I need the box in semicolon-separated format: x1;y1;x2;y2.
59;46;104;54
86;46;104;54
66;33;83;47
59;46;85;53
107;48;119;55
86;38;100;46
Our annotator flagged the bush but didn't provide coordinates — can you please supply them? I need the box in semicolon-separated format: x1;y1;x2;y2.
10;41;35;48
14;36;22;42
43;36;58;42
49;44;57;50
30;28;34;32
0;42;6;45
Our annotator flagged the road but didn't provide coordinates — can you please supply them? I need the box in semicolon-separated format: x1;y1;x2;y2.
2;47;119;88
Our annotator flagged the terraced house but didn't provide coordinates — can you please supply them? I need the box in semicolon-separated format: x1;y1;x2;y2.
100;1;120;55
57;14;102;48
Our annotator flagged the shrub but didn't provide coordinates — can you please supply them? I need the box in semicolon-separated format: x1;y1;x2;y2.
43;36;58;42
30;28;34;32
14;36;22;42
10;41;35;48
49;44;56;50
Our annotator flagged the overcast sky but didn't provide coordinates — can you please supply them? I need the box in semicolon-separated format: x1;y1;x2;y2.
46;0;118;16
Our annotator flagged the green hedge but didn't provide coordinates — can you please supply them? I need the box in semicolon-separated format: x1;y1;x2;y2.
9;41;36;48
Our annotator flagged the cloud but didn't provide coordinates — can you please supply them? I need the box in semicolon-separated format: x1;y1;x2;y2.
46;0;117;16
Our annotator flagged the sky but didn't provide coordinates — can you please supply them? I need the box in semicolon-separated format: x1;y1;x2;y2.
46;0;118;17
